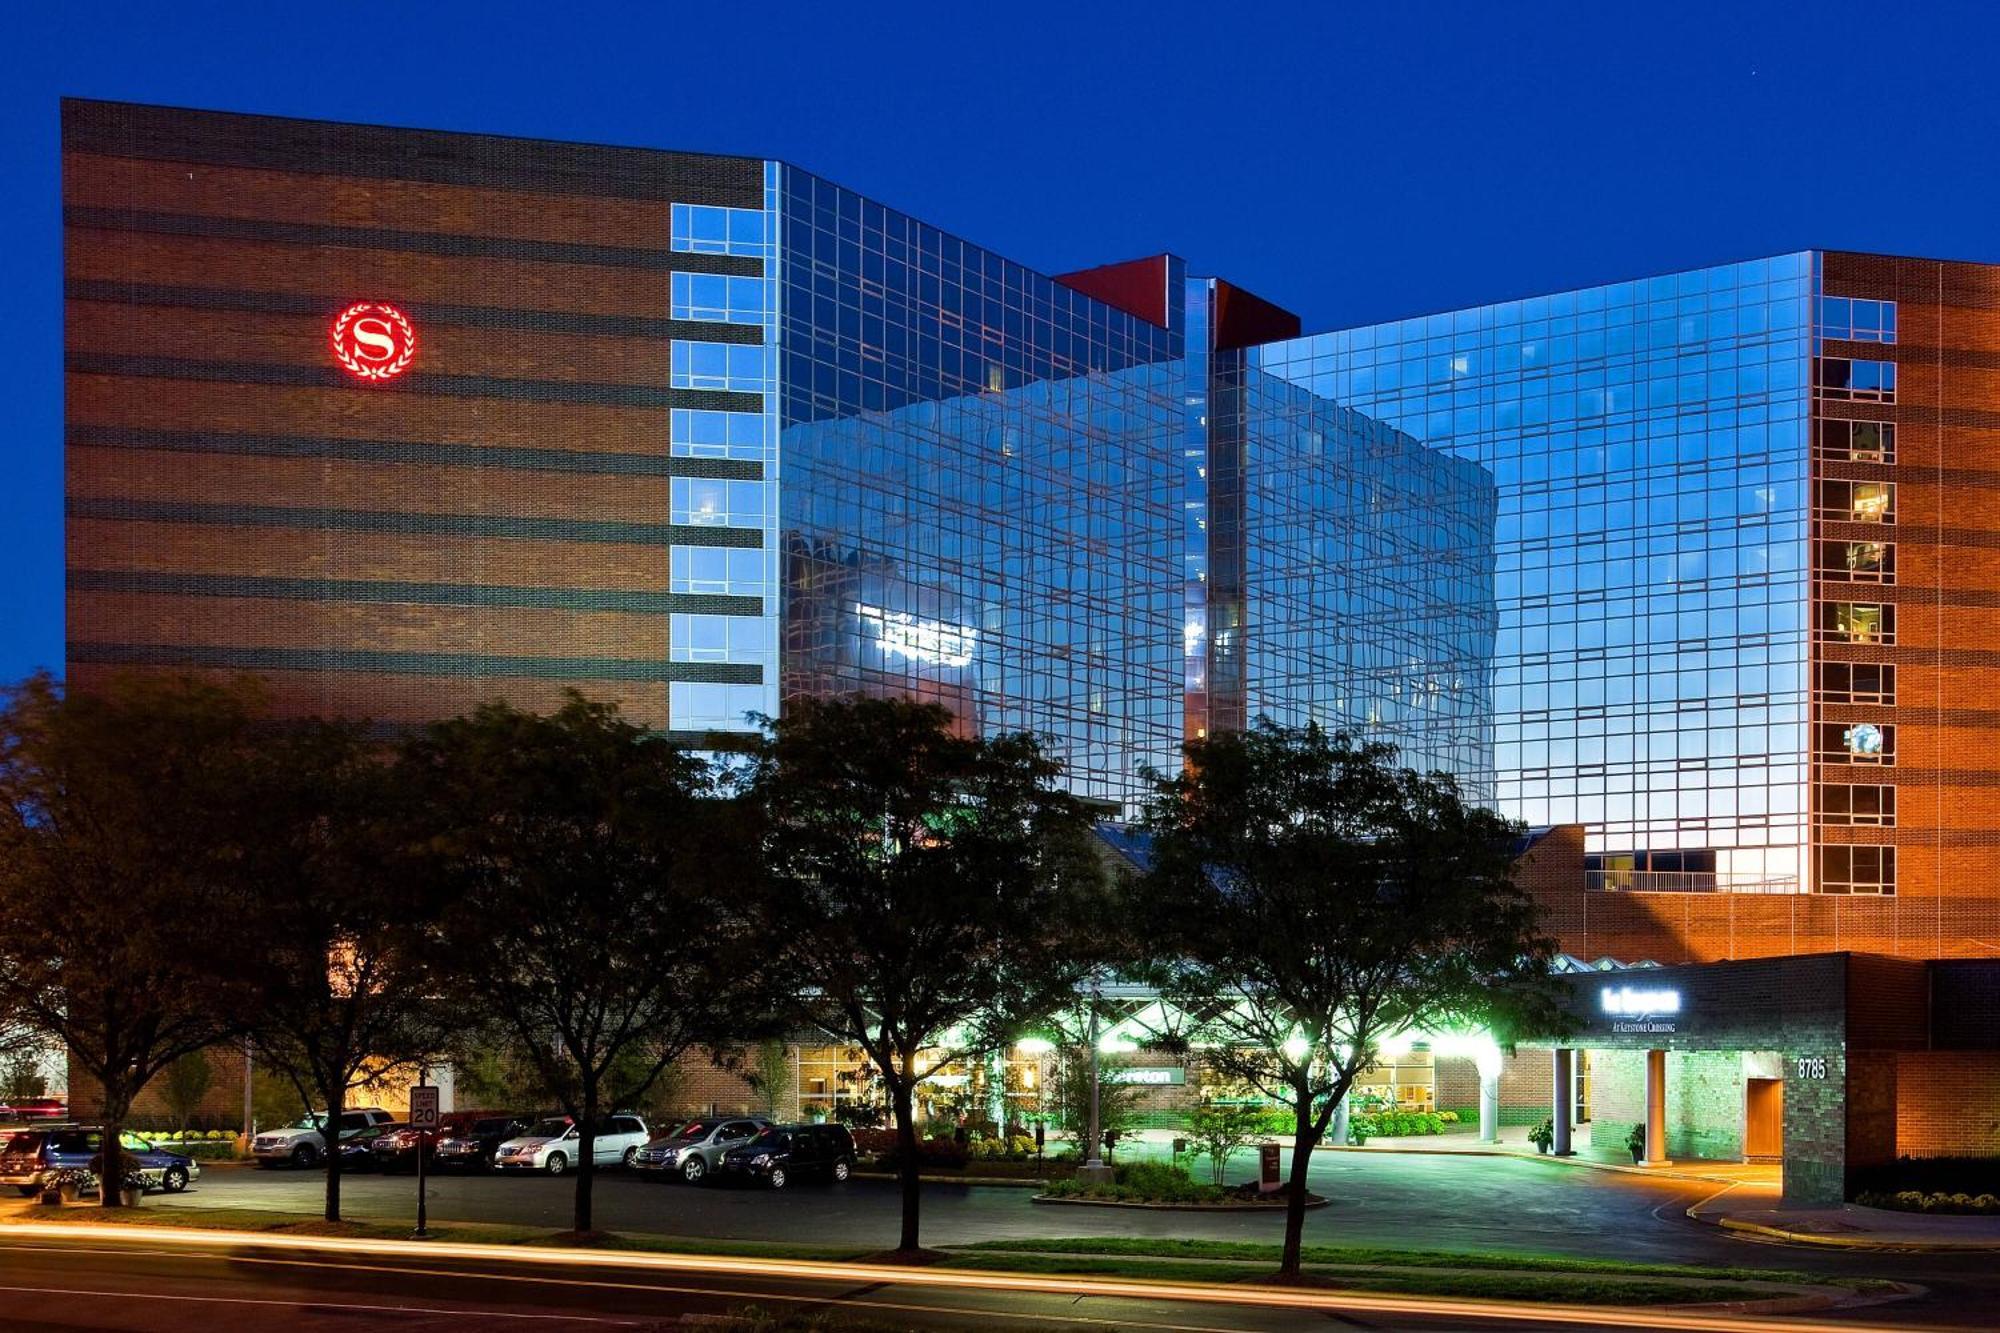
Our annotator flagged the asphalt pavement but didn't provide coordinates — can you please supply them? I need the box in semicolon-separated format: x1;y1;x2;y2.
15;1151;2000;1328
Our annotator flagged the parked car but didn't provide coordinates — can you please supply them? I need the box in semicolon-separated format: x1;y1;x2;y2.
493;1115;649;1176
716;1123;856;1190
0;1098;68;1123
0;1125;200;1195
334;1122;400;1171
373;1114;529;1173
632;1115;771;1185
251;1108;395;1169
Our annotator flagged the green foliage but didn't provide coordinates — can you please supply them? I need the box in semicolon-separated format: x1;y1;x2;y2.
1045;1048;1141;1151
1856;1190;2000;1215
160;1051;214;1140
1349;1108;1446;1139
0;1051;49;1102
1528;1117;1556;1152
1042;1159;1225;1204
1182;1099;1286;1184
739;695;1116;1251
1138;721;1563;1275
743;1039;794;1120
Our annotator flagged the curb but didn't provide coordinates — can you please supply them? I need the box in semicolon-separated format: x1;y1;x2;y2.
1324;1143;1748;1185
1715;1215;2000;1252
851;1171;1044;1190
1029;1192;1329;1211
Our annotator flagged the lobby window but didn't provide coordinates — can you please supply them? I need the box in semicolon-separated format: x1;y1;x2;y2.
1816;297;1898;344
1817;721;1893;763
672;341;770;393
671;272;767;325
1821;784;1895;827
1816;480;1895;524
1822;602;1894;644
1817;662;1895;705
1818;844;1896;895
670;203;769;258
1820;539;1894;582
669;681;766;734
1817;419;1895;464
1816;357;1897;402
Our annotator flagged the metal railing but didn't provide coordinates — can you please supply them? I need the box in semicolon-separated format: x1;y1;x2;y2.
1585;870;1799;895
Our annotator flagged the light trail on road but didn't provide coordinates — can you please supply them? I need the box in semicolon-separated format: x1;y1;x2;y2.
0;1221;1919;1332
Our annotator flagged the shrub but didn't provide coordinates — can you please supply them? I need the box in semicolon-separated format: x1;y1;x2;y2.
1437;1110;1459;1125
1043;1160;1225;1204
1856;1188;2000;1215
1008;1135;1036;1158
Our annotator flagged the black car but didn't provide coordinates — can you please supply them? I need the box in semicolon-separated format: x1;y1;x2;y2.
334;1123;399;1171
716;1123;856;1190
375;1114;529;1173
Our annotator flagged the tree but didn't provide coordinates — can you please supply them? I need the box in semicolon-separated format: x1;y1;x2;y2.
743;1039;794;1120
160;1051;214;1142
222;719;449;1222
741;696;1114;1254
0;672;252;1206
1182;1097;1286;1186
1141;721;1559;1278
406;694;768;1234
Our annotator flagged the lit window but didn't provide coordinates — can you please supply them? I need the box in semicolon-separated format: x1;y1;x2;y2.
1824;602;1893;644
1816;357;1897;402
1817;297;1897;344
1816;480;1895;524
671;477;767;528
1822;539;1894;582
670;204;769;258
1821;785;1895;827
1818;844;1895;894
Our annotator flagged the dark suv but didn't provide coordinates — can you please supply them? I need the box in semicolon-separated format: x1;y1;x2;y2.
0;1126;199;1195
717;1123;856;1190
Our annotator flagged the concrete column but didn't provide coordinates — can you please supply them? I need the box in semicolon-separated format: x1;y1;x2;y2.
1644;1048;1668;1165
1551;1048;1574;1156
1331;1092;1350;1147
1478;1068;1500;1144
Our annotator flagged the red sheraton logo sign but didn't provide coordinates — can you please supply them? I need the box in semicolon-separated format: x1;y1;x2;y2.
330;302;417;382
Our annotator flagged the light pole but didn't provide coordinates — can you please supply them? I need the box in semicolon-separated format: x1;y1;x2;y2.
1079;975;1112;1185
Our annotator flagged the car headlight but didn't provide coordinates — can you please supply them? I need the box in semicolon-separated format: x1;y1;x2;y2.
752;1153;771;1166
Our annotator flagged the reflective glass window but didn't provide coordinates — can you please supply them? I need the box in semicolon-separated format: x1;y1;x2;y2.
671;204;769;257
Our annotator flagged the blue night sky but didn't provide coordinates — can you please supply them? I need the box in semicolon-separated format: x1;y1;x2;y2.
6;0;2000;683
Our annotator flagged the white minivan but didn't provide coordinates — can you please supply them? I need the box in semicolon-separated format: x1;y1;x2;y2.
493;1115;649;1176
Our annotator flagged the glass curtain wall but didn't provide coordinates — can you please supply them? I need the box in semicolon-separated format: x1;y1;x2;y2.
1252;255;1813;890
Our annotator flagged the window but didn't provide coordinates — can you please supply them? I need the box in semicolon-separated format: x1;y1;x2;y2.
1817;297;1897;344
1821;602;1894;644
671;272;767;324
1816;480;1895;524
1816;419;1895;464
670;203;769;257
1818;662;1895;704
672;408;766;461
671;546;768;597
1819;844;1895;894
671;477;767;527
1817;721;1893;763
1816;357;1897;402
669;681;767;734
1821;784;1895;826
1820;539;1894;582
671;614;773;663
673;341;770;393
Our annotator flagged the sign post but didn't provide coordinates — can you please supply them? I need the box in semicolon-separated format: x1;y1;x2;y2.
1258;1142;1282;1194
409;1085;440;1239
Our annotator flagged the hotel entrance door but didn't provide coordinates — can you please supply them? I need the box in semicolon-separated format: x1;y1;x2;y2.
1745;1077;1783;1160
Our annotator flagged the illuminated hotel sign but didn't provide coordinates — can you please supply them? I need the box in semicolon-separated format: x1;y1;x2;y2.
330;301;417;383
1601;985;1681;1035
854;603;976;667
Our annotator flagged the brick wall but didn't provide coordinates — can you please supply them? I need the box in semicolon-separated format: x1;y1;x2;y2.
1897;1051;2000;1157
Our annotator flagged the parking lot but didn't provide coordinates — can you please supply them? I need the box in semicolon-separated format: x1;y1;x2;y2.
152;1150;1759;1266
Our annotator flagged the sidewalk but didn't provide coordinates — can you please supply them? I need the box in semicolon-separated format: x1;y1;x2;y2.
1685;1180;2000;1251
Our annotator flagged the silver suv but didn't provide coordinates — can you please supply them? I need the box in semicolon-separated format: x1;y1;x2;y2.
252;1108;394;1168
632;1115;771;1185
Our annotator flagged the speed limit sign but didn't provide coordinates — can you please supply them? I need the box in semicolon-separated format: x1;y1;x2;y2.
409;1085;441;1130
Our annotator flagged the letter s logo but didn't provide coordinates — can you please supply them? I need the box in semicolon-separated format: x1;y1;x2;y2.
331;302;417;383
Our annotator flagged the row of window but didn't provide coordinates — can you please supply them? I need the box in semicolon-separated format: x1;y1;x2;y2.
672;407;767;461
1820;538;1893;582
1817;721;1892;763
1818;661;1893;704
1822;783;1894;826
1816;479;1894;524
1817;418;1894;463
672;476;767;528
670;203;770;258
672;341;771;393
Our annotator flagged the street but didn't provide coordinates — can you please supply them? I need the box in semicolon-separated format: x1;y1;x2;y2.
13;1151;1991;1329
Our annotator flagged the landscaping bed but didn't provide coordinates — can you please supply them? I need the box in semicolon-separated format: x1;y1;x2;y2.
1034;1161;1320;1208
